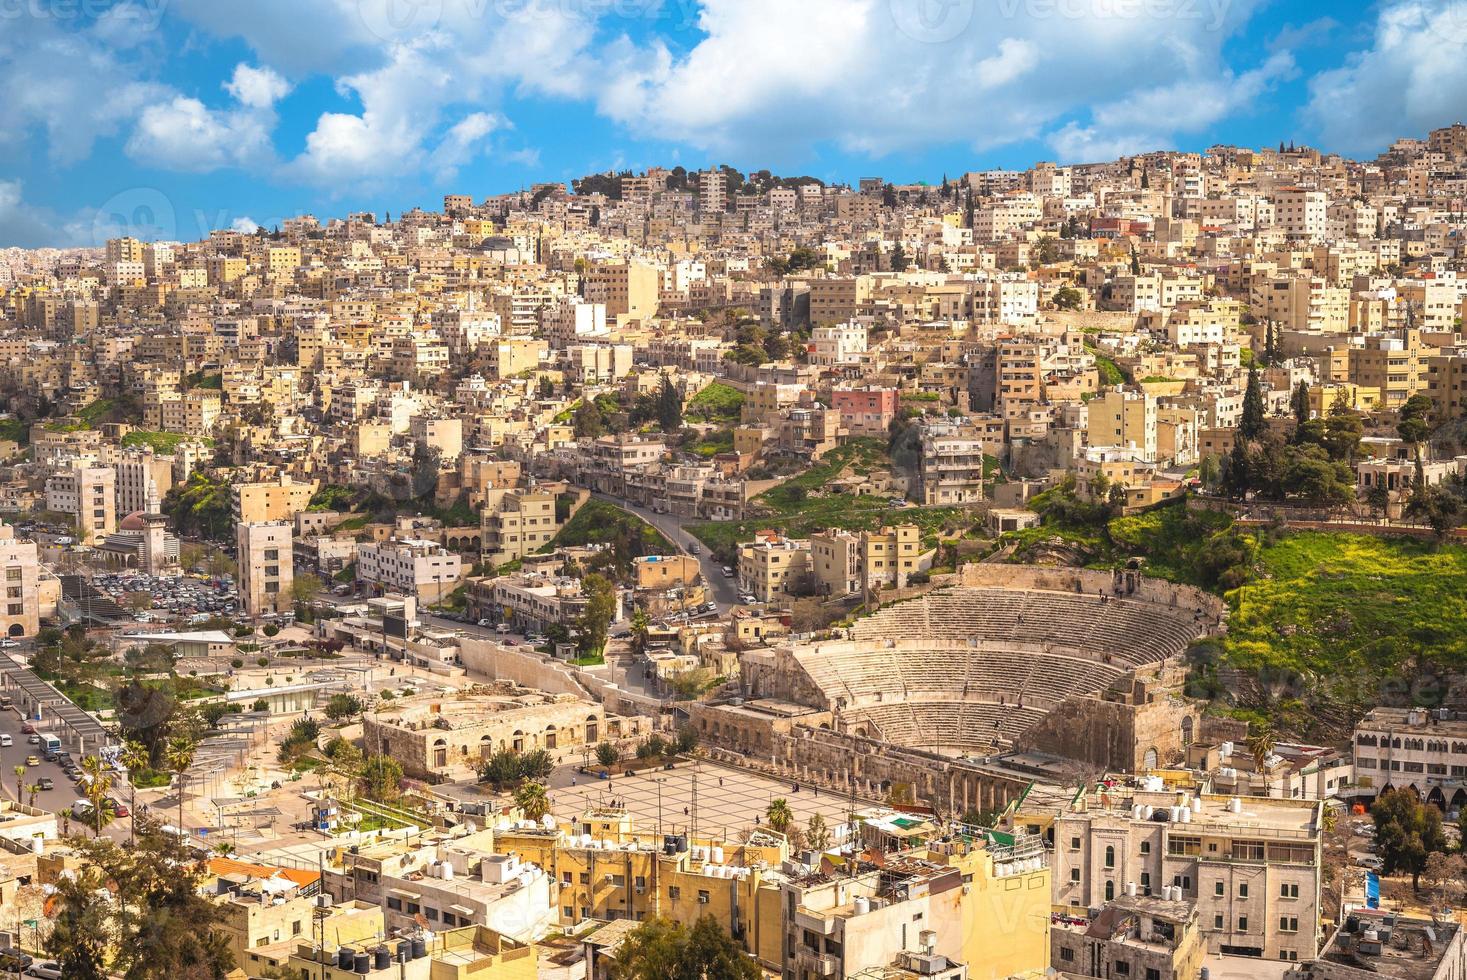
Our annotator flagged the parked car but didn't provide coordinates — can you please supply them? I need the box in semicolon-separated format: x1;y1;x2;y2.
36;777;52;790
26;960;63;979
721;566;734;577
0;734;10;747
25;734;38;744
20;723;34;735
1354;854;1384;870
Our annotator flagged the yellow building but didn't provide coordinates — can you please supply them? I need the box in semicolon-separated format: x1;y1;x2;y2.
233;474;318;524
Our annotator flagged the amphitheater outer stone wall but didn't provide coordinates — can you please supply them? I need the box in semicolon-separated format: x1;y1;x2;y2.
954;563;1227;626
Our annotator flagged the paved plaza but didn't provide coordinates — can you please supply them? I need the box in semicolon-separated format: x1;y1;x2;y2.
548;760;863;839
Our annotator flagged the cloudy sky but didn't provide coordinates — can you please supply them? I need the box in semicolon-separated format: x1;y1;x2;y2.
2;0;1466;247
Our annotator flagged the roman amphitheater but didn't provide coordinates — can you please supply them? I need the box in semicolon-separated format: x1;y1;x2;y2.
692;564;1227;816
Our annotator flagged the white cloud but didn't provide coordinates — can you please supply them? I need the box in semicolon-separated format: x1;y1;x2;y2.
1304;1;1467;155
126;62;287;172
231;217;260;234
430;112;506;179
594;0;1276;163
1046;50;1295;162
0;12;168;164
225;63;291;108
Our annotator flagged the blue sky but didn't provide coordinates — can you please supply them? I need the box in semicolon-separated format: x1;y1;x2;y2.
2;0;1467;248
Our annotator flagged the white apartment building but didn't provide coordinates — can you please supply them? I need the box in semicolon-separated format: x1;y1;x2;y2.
806;321;868;367
1274;188;1329;241
356;538;463;603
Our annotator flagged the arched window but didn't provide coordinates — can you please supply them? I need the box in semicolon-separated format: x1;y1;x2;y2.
1105;845;1115;869
1105;880;1115;901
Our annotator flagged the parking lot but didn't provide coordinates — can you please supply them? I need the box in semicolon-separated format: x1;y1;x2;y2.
91;571;238;623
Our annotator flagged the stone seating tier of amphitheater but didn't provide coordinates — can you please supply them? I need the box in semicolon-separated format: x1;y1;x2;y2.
770;567;1221;754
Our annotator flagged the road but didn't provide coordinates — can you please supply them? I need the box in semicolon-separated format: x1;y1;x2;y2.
0;706;131;842
590;493;742;608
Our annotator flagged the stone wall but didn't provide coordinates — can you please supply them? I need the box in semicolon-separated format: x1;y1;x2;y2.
458;636;591;699
955;563;1226;625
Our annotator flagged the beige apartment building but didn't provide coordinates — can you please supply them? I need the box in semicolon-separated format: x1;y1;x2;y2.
581;260;660;323
1352;707;1467;807
0;523;45;638
1053;788;1323;962
1349;330;1431;410
1088;388;1159;460
233;475;317;525
481;490;560;567
45;463;116;544
156;388;222;437
918;423;986;505
809;523;924;597
237;521;293;617
1052;894;1205;980
737;532;812;602
114;451;175;515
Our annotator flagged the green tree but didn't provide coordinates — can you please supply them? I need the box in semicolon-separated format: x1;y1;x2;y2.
324;692;364;722
1238;363;1265;441
46;864;110;979
573;573;617;658
890;242;909;272
1290;380;1311;433
656;373;683;432
629;606;650;657
47;820;235;978
81;754;116;837
1052;286;1083;310
290;571;324;607
361;754;404;803
1372;788;1447;890
574;398;606;438
1405;484;1463;540
514;781;551;821
766;798;794;834
166;736;196;832
1198;453;1221;491
612;915;760;980
1397;393;1435;453
805;813;832;852
595;742;620;768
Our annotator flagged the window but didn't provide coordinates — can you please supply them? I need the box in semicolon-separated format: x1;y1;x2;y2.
1070;868;1080;883
697;890;710;904
1214;914;1224;929
386;897;402;911
1105;881;1115;901
1105;845;1115;869
1238;883;1248;898
669;886;681;899
1239;917;1248;931
1280;883;1299;899
1146;970;1161;980
1215;882;1225;897
1139;841;1150;855
1114;961;1130;976
1060;948;1074;963
1280;917;1298;933
1070;837;1081;850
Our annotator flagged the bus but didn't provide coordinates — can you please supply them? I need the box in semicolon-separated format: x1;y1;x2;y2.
40;734;61;758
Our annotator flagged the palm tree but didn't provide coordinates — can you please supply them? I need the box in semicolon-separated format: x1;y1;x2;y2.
24;783;40;807
766;798;794;835
12;764;24;802
1247;724;1276;774
514;781;551;822
166;737;196;833
80;755;115;838
119;740;150;845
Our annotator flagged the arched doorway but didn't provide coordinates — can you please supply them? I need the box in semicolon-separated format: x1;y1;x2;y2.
1142;747;1158;771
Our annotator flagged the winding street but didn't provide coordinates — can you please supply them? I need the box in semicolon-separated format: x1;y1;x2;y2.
589;493;742;609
